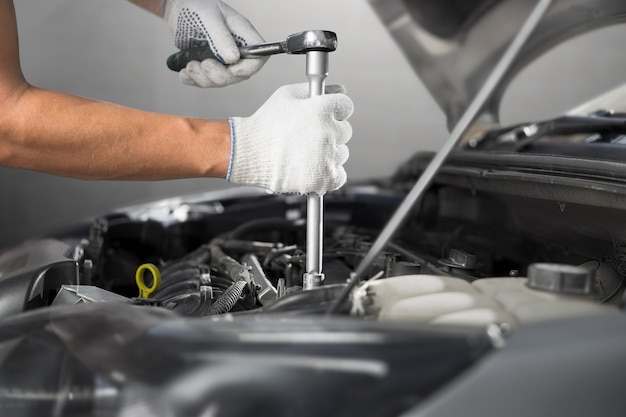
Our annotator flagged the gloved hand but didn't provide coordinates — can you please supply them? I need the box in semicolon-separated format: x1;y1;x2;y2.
163;0;267;87
227;83;354;195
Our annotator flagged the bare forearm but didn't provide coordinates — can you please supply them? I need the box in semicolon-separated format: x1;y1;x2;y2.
127;0;164;16
0;0;229;182
0;85;230;180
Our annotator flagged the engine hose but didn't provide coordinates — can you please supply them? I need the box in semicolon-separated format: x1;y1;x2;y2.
209;243;253;283
158;269;201;293
166;292;201;315
211;238;280;255
262;284;347;313
153;279;199;300
191;284;215;316
161;267;200;284
208;276;237;288
161;244;211;274
161;266;231;288
161;267;228;285
155;275;234;301
161;261;199;276
208;280;247;315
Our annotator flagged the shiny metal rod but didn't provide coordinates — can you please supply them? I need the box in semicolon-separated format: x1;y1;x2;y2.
325;0;553;313
303;50;328;290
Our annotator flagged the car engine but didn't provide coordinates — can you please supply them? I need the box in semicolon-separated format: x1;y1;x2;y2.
1;153;621;332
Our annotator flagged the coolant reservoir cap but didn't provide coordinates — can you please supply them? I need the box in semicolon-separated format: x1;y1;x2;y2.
527;263;593;295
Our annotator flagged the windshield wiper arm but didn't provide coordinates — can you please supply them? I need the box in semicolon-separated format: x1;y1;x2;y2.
515;115;626;150
473;114;626;151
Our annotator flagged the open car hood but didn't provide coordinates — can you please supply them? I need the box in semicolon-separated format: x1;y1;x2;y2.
369;0;626;129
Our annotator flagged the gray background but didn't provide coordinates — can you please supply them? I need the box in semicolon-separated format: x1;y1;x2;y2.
2;0;626;247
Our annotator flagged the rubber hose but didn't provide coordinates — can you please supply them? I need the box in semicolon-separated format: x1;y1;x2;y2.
161;266;232;288
262;284;347;312
153;279;199;300
208;280;247;315
160;268;199;285
161;245;211;274
191;284;215;316
155;275;234;301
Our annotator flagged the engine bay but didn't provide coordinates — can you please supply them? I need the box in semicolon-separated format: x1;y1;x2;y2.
0;151;625;416
2;154;622;332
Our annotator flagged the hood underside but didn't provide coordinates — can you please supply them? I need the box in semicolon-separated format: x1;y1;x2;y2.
369;0;626;129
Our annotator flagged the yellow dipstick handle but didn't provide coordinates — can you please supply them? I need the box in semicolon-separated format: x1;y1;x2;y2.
135;263;161;298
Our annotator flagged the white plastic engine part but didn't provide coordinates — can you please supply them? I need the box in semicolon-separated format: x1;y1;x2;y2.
353;274;618;328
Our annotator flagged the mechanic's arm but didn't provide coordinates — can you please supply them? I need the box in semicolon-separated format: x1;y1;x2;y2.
0;0;230;181
0;0;353;193
127;0;164;16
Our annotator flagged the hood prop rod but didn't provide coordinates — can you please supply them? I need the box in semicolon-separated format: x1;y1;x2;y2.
325;0;554;315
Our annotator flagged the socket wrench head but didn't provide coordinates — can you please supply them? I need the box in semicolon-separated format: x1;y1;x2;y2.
167;30;338;71
285;30;337;54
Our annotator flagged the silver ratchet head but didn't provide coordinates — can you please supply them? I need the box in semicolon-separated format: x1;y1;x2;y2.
286;30;338;54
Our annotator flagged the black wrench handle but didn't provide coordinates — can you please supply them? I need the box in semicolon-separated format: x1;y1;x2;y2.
167;47;219;72
166;41;285;72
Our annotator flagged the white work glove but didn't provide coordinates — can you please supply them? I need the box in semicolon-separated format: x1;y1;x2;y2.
163;0;267;87
227;83;354;195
